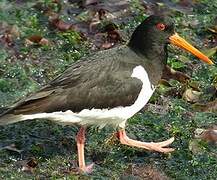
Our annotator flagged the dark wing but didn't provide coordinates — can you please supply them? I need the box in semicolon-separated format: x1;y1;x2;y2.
2;47;142;115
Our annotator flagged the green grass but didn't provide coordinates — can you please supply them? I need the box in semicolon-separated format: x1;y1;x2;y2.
0;0;217;179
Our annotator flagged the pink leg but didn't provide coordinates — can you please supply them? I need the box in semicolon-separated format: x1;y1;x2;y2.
117;129;174;153
76;127;94;173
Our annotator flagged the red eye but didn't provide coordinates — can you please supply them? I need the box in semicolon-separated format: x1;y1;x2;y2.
156;23;166;31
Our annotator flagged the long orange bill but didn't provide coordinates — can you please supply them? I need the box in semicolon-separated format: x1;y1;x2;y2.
169;33;214;65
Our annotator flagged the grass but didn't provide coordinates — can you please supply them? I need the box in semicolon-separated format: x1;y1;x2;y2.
0;0;217;179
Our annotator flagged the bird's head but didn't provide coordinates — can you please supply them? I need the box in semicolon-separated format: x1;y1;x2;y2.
128;15;214;65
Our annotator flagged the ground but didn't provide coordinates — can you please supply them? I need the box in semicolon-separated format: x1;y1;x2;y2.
0;0;217;179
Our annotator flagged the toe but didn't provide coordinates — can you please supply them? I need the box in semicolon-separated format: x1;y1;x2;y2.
79;163;94;174
150;145;175;153
154;137;175;147
160;147;175;153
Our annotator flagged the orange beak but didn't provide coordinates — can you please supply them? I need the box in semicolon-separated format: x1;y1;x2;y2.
169;33;214;65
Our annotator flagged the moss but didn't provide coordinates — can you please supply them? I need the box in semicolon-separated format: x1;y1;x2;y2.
0;0;217;179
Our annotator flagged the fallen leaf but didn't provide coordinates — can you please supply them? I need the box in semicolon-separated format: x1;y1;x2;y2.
195;128;217;144
1;33;13;46
27;35;43;43
98;8;107;20
21;158;38;173
208;27;217;34
26;158;38;168
107;30;122;42
39;38;50;46
25;39;34;46
0;144;23;153
203;46;217;57
49;15;73;31
193;99;217;112
183;88;202;103
26;35;51;46
159;79;172;87
162;65;190;83
188;81;201;91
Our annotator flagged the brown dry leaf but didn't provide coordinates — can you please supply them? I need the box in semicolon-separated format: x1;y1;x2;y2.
49;15;73;31
107;30;122;42
0;144;23;153
208;27;217;34
21;158;38;173
39;38;50;46
28;35;43;43
88;9;112;32
0;23;20;47
98;9;107;20
193;99;217;112
25;39;34;46
162;65;190;83
195;128;217;144
25;35;51;46
92;23;122;49
183;89;202;103
159;79;172;87
190;127;217;154
1;33;13;46
53;19;73;31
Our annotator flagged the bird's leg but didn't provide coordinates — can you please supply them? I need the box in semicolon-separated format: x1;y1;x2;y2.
76;126;94;173
117;129;175;153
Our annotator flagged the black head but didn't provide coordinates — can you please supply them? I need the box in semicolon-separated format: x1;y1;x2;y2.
128;15;175;59
128;15;214;65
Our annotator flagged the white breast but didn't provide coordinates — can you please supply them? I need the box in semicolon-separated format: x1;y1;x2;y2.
16;66;155;128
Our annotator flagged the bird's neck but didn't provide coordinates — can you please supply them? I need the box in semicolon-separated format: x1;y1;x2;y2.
127;40;168;86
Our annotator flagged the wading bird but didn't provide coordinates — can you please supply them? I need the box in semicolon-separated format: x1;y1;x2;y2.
0;15;213;173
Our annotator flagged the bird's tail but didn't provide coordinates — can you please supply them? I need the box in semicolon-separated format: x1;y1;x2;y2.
0;111;81;126
0;114;28;126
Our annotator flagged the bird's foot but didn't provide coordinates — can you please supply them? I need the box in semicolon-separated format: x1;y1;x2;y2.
79;163;94;174
118;129;175;153
142;137;175;153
